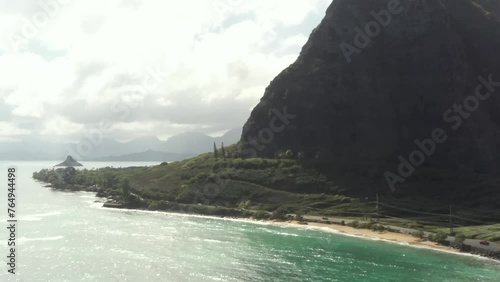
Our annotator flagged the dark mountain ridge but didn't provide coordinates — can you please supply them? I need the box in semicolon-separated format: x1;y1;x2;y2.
241;0;500;175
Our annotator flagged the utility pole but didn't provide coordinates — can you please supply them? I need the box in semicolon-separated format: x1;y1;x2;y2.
376;194;379;223
449;205;453;235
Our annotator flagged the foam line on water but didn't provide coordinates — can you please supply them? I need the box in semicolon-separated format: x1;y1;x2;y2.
96;205;500;264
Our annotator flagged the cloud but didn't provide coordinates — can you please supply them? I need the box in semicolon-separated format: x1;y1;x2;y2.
0;0;330;141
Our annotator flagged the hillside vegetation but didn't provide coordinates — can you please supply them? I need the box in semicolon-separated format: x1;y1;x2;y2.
33;144;500;241
33;147;370;217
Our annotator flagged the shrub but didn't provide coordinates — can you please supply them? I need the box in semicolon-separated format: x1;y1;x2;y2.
370;224;385;232
386;227;400;233
359;222;374;229
454;233;466;245
431;231;448;243
271;207;290;220
148;201;161;210
411;230;425;239
348;220;359;228
238;200;252;209
340;220;346;226
254;211;270;220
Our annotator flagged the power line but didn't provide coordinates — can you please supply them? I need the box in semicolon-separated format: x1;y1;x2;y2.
450;204;500;215
449;205;453;234
376;201;500;226
376;202;447;216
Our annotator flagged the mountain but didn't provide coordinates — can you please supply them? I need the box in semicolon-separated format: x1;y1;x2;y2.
0;128;242;161
474;0;500;17
90;150;196;162
164;128;242;155
214;128;242;145
163;132;215;154
241;0;500;174
125;136;166;152
0;137;68;160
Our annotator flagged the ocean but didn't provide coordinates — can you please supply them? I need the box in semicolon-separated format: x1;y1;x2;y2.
0;161;499;282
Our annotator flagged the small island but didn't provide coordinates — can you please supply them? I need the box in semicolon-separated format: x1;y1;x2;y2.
55;155;83;167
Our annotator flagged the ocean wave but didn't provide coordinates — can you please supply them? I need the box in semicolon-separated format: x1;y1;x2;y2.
276;223;500;264
17;211;62;221
16;236;64;243
88;207;500;264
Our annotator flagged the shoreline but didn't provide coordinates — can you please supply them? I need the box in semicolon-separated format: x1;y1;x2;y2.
259;219;462;255
88;196;499;263
40;186;499;263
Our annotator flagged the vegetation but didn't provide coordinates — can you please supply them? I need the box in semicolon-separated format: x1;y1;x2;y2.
430;231;448;243
31;144;500;242
411;230;425;239
454;233;466;245
33;146;371;216
437;225;500;242
254;211;271;220
270;206;295;220
348;220;360;228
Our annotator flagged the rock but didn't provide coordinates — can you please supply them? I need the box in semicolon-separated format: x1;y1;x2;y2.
55;156;83;167
103;201;125;208
240;0;500;174
473;0;500;18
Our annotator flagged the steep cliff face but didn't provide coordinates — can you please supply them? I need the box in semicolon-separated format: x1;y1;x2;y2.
241;0;500;173
474;0;500;18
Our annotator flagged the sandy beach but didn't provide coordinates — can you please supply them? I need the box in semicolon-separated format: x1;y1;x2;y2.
257;219;460;254
98;205;500;260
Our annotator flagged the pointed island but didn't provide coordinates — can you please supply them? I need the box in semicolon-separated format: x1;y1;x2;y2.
55;155;83;167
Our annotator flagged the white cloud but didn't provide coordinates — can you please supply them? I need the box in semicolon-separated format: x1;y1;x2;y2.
0;121;31;136
0;0;331;141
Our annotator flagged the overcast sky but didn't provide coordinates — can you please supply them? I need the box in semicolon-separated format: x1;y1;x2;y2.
0;0;330;143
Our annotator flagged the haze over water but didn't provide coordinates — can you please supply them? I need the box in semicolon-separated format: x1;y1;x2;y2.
0;161;499;282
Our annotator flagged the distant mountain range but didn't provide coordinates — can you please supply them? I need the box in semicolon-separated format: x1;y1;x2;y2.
91;150;196;162
0;128;241;161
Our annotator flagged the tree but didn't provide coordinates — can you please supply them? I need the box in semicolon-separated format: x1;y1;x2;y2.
213;142;218;159
63;167;76;184
271;207;289;220
454;233;466;245
348;220;360;228
221;142;226;161
431;231;448;243
121;178;131;203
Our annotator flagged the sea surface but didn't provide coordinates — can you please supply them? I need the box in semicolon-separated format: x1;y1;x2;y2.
0;161;499;282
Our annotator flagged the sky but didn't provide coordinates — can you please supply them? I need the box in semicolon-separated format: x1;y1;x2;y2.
0;0;331;143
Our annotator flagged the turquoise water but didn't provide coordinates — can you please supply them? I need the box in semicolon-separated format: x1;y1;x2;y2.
0;161;499;281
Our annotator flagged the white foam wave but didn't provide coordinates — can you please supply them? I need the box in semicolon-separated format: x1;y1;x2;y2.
18;211;62;221
17;236;64;243
93;206;500;264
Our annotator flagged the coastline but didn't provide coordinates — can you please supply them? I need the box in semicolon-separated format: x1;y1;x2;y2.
259;219;460;254
91;197;499;263
39;184;498;262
